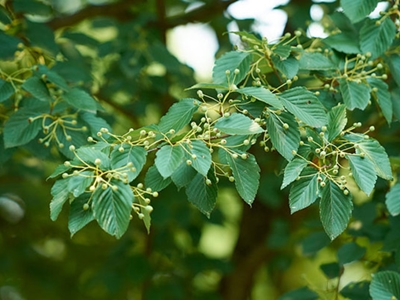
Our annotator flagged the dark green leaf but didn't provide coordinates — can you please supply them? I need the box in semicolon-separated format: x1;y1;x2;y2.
213;51;251;85
320;180;353;240
237;86;283;109
289;167;319;213
111;145;147;182
368;78;393;124
50;178;71;221
63;88;98;111
215;113;264;135
339;78;371;110
386;183;400;216
144;165;172;192
279;87;327;127
25;20;58;54
370;271;400;299
79;112;111;136
0;79;14;102
320;262;341;279
337;242;366;265
47;163;72;179
155;145;184;178
341;281;370;300
158;98;200;133
340;0;379;23
279;286;319;300
35;65;69;90
13;0;52;16
347;154;377;196
0;30;21;59
281;158;308;190
326;104;347;142
68;193;95;237
299;52;336;70
22;76;52;102
324;32;360;54
171;161;197;190
301;231;331;255
92;180;134;239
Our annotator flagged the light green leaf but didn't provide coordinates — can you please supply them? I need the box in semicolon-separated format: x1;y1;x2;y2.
339;78;371;110
282;158;308;190
237;86;283;109
111;144;147;182
368;78;393;124
215;113;264;135
340;0;379;23
67;171;94;197
320;180;353;240
299;52;336;70
213;51;251;85
68;193;94;237
92;180;134;239
171;161;197;190
271;55;299;79
289;167;319;213
267;112;300;161
279;87;327;127
76;146;110;170
185;171;218;217
183;140;212;176
21;76;52;102
155;145;184;178
370;271;400;300
230;31;262;46
63;88;98;111
144;165;172;192
186;83;229;91
224;151;260;205
3;109;42;148
50;178;71;221
0;79;14;102
385;183;400;216
345;134;393;180
158;98;200;133
347;155;377;196
360;18;396;58
323;32;360;54
327;104;347;142
272;44;291;59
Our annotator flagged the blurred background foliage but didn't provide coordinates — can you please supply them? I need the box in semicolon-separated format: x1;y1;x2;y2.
0;0;399;299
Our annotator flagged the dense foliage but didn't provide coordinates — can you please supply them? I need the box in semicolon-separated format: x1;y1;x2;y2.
1;0;400;299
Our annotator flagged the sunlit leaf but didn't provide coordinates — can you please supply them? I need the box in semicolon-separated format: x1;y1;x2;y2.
339;79;371;110
237;86;283;109
215;113;264;135
213;51;251;85
340;0;379;23
155;145;184;178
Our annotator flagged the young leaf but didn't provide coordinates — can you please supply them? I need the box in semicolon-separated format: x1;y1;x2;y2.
345;134;393;180
266;112;300;161
385;183;400;216
183;140;212;176
360;18;396;59
289;167;319;213
111;145;147;182
370;271;400;300
340;0;379;23
224;151;260;205
144;165;172;192
215;113;264;135
68;193;95;237
213;51;251;85
281;158;308;190
50;178;71;221
299;52;336;70
338;78;371;110
0;79;14;102
92;180;134;239
157;98;200;133
346;155;377;196
279;87;327;127
320;180;353;240
237;86;283;109
368;78;393;124
63;88;98;111
21;76;52;102
155;145;184;178
326;104;347;142
185;171;218;217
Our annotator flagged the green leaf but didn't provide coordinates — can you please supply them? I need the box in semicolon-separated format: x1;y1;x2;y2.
155;145;184;178
267;112;300;161
282;158;308;190
50;178;71;221
272;44;292;59
111;145;147;182
320;180;353;240
63;88;98;111
213;51;251;85
347;154;377;196
327;104;347;142
323;32;360;54
13;0;52;16
68;193;95;237
92;180;134;239
35;65;69;90
144;165;172;192
279;87;327;127
370;271;400;300
289;167;319;213
47;163;72;179
337;242;366;265
3;109;42;148
186;83;229;91
76;146;110;170
340;0;379;23
0;79;14;102
301;231;331;255
230;31;262;46
360;18;396;58
224;151;260;205
183;140;212;176
79;112;111;136
320;262;341;279
157;98;200;133
345;134;393;180
341;281;370;300
299;52;336;70
185;171;218;217
279;286;319;300
68;171;94;198
22;76;52;102
368;78;393;124
385;183;400;216
215;113;264;135
237;87;283;109
0;30;21;59
271;55;299;79
339;78;371;110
